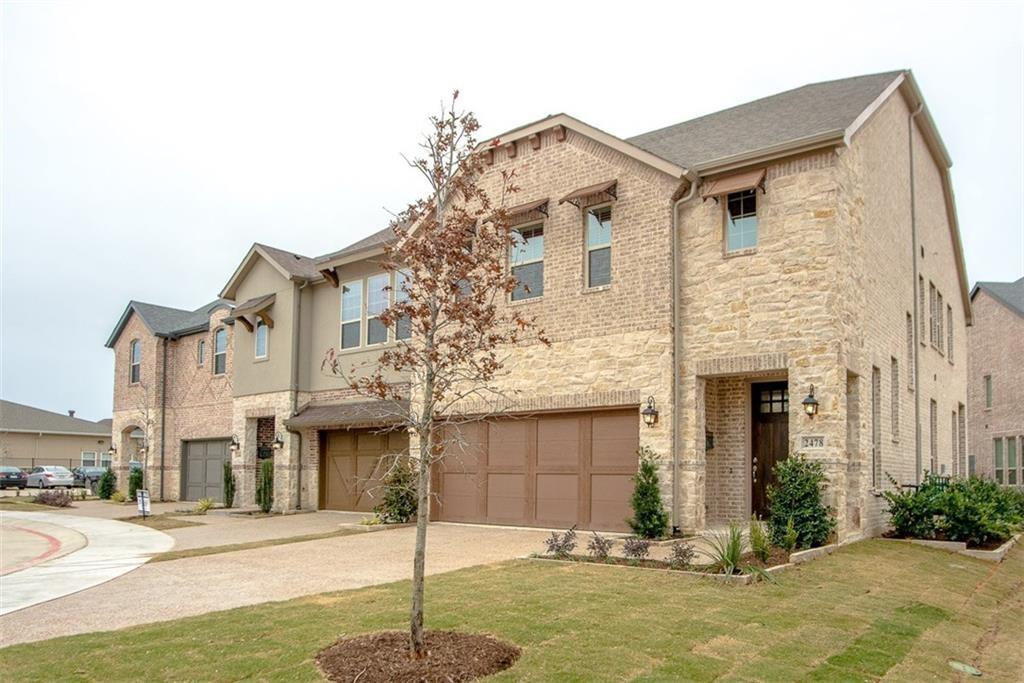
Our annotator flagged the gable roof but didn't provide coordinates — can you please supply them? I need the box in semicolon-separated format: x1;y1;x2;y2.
316;226;396;269
220;243;323;299
971;277;1024;318
105;299;231;348
1;400;112;436
628;71;906;172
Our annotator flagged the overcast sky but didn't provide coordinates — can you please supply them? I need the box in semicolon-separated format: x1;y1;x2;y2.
2;0;1022;420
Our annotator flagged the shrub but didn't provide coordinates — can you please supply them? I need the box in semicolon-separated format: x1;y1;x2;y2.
881;473;943;539
622;536;651;560
767;455;836;550
223;461;235;509
98;468;116;500
543;527;577;558
626;447;669;539
34;490;73;507
668;541;695;569
706;523;743;574
128;468;144;502
256;459;274;513
111;490;127;503
195;498;215;514
374;457;418;523
781;517;799;553
748;515;771;562
586;532;615;560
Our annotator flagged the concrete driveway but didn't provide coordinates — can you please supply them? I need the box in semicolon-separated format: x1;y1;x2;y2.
0;522;551;646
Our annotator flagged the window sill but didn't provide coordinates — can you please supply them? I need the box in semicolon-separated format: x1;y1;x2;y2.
582;285;611;295
254;357;269;363
336;341;397;356
510;296;543;306
723;247;757;259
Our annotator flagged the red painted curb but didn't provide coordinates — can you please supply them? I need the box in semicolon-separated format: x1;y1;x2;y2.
1;525;64;576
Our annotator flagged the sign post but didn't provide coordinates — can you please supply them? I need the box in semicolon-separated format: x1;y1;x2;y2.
137;489;151;518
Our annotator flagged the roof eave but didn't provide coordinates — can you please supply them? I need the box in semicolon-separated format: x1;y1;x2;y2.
317;245;388;272
694;129;846;175
0;428;112;437
105;303;154;349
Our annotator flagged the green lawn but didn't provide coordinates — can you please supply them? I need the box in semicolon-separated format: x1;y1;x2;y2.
1;540;1021;681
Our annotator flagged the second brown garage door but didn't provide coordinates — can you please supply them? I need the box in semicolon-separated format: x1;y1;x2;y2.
433;409;639;531
320;428;409;512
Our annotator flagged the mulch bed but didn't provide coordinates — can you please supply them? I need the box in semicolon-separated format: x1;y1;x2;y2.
316;630;520;682
537;546;792;574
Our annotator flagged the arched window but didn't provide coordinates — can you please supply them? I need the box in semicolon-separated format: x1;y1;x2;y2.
197;339;206;366
255;320;268;359
214;328;228;375
129;340;141;383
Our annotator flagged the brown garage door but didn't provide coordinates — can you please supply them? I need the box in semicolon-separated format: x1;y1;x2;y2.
320;428;409;512
433;409;638;531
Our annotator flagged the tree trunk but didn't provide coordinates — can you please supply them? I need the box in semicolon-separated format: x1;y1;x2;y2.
409;424;432;659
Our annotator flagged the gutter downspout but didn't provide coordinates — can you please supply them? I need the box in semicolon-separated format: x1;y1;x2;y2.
909;102;924;485
290;280;307;509
671;174;699;534
160;338;168;500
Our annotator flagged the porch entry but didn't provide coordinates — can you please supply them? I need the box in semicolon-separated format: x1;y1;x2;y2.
751;381;789;517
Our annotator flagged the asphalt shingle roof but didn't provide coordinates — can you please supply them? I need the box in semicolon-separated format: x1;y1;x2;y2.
627;71;905;170
106;299;232;347
255;243;322;279
1;400;111;435
317;226;396;264
974;277;1024;317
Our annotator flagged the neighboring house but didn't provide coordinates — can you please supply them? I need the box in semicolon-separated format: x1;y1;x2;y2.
0;400;111;470
108;70;969;541
967;278;1024;484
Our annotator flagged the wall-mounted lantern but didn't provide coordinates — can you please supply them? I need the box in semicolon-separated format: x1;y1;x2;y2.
229;436;240;453
802;385;819;418
641;396;659;427
272;433;285;450
107;444;117;457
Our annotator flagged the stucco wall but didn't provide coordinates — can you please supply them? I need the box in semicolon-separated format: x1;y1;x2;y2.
0;431;112;470
232;257;295;397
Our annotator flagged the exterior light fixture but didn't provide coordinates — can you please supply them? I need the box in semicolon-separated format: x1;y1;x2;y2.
802;385;819;417
272;433;285;450
229;436;240;453
138;445;147;457
641;396;659;427
107;444;117;457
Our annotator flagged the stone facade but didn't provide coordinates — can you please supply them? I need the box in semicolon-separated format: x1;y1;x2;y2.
967;285;1024;482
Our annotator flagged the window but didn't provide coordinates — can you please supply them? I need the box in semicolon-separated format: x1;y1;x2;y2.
198;339;206;366
395;270;412;341
585;206;612;288
918;276;926;344
1008;437;1018;486
129;340;141;384
366;273;390;345
936;290;944;354
510;225;544;301
99;450;112;469
254;320;268;359
946;305;953;362
758;387;788;413
958;407;966;477
890;358;899;439
906;313;914;387
984;375;993;408
929;399;938;474
214;328;228;375
871;367;881;488
928;282;938;347
994;438;1004;484
725;189;757;252
341;280;363;349
81;451;97;467
951;412;958;476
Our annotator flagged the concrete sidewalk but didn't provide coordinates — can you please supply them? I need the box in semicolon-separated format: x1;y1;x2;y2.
0;522;550;646
0;511;173;616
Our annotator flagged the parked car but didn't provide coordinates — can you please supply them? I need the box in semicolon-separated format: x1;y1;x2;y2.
72;466;108;488
0;466;27;489
26;466;74;489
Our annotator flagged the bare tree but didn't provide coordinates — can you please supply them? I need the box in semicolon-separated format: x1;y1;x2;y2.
323;91;549;658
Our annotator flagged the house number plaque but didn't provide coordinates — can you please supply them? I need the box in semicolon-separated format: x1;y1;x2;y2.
800;435;826;449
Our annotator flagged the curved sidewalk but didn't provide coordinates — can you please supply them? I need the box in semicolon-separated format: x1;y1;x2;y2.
0;511;173;616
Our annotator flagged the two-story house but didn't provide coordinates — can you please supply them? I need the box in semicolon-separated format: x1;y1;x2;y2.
108;70;970;541
967;278;1023;484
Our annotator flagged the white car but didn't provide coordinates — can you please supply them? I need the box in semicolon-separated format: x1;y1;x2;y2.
26;466;75;489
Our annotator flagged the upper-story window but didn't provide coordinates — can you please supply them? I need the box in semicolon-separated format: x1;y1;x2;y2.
366;273;390;345
725;189;758;252
586;206;612;288
197;339;206;366
510;225;544;301
254;320;268;359
946;304;953;362
129;340;141;384
395;270;412;341
214;328;228;375
984;374;993;408
341;280;363;349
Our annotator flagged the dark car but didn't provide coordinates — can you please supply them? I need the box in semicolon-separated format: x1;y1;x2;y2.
0;466;27;489
73;466;108;488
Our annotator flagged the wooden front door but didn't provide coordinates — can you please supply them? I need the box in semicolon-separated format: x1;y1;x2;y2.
751;382;789;517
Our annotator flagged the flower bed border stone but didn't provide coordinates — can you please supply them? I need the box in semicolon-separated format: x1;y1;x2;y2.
880;533;1019;562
